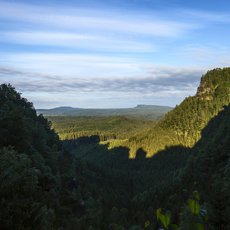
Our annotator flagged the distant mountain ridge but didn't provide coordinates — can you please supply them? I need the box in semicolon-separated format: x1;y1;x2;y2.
52;106;76;110
37;105;172;120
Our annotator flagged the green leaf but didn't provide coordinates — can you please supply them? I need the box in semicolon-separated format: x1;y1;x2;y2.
156;208;171;229
188;199;200;215
164;212;171;228
156;208;162;220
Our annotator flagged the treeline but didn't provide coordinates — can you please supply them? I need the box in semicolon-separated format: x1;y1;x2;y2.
48;116;155;142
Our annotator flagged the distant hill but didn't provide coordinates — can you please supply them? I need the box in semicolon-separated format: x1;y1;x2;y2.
37;105;172;120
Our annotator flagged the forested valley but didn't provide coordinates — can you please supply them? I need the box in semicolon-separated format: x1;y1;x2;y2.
0;67;230;229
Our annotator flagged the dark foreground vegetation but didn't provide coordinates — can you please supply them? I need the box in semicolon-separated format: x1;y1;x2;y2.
0;67;230;229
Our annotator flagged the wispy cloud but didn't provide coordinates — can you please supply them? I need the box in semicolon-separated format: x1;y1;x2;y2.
0;66;204;108
0;53;143;77
0;31;156;52
0;2;195;38
0;66;202;94
179;44;230;66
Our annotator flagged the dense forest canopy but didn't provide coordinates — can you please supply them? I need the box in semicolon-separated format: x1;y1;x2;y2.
0;67;230;229
48;116;155;141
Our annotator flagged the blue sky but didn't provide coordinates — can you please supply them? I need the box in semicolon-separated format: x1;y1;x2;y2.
0;0;230;108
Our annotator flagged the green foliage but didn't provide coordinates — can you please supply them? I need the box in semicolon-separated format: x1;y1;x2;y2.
156;208;171;229
188;199;200;215
0;147;56;229
48;115;155;141
179;193;207;230
0;84;86;229
0;84;60;154
156;192;206;230
181;104;230;229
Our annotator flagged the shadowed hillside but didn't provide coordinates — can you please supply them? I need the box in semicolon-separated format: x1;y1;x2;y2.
62;105;230;229
179;105;230;229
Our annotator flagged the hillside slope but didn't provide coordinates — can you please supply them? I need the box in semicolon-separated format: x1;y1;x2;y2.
141;105;230;229
180;105;230;229
0;84;113;229
126;68;230;157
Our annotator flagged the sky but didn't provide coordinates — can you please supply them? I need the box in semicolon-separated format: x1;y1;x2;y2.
0;0;230;108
